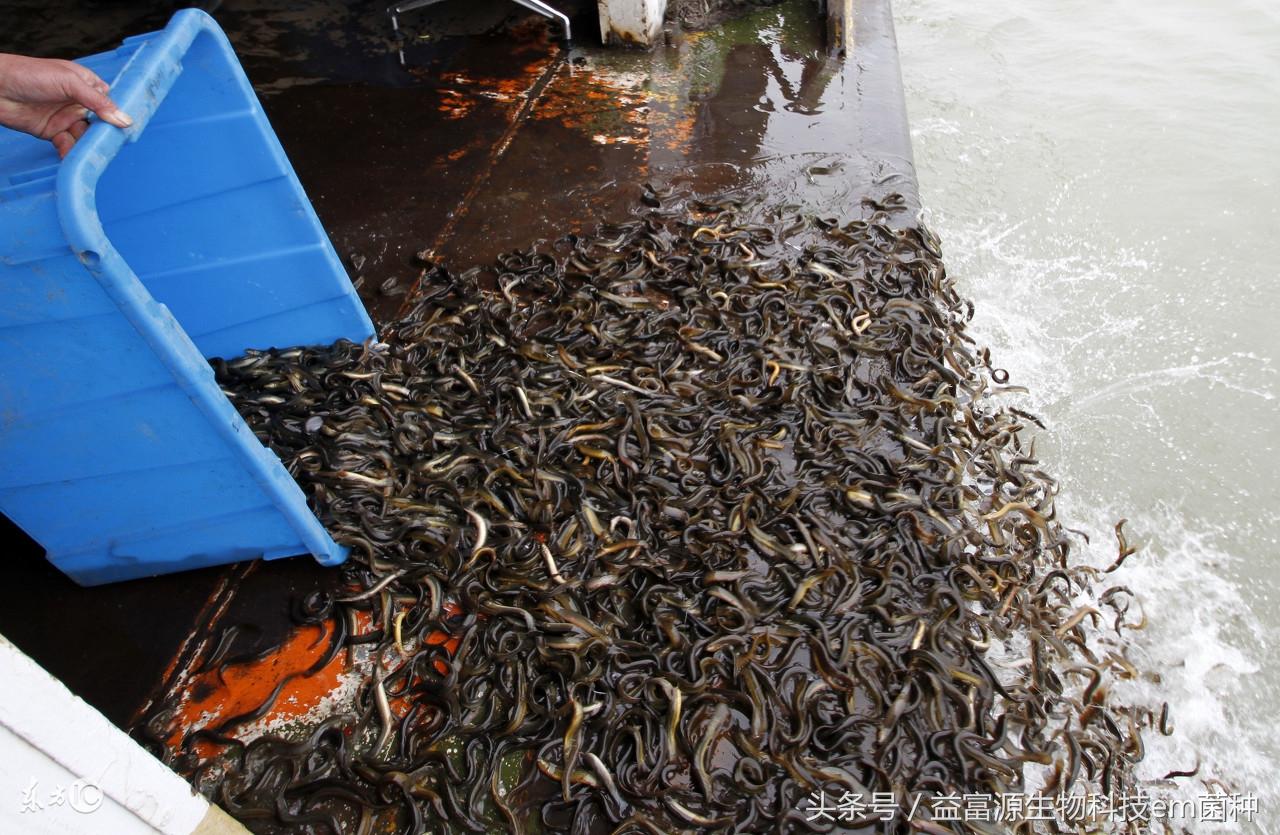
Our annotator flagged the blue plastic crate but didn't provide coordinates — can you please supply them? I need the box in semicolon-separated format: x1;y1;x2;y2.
0;10;375;585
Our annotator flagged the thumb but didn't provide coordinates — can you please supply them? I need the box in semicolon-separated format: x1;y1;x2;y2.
65;73;133;129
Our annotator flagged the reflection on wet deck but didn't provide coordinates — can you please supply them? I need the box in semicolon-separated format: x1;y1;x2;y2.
267;0;916;321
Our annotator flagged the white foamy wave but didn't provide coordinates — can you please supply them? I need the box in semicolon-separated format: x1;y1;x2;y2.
929;202;1277;830
1067;500;1273;832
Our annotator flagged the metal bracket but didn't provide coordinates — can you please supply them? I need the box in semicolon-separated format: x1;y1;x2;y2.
389;0;570;41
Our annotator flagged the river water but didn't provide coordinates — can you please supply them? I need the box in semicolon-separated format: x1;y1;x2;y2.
896;0;1279;827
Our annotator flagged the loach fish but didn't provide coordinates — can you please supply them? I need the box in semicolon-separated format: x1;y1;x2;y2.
154;189;1159;834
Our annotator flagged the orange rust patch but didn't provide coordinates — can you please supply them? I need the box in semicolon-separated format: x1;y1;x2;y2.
426;601;462;675
434;50;554;124
166;617;348;754
164;601;467;759
437;88;477;120
530;65;659;148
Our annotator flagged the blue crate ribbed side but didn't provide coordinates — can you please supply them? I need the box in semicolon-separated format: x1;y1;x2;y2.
0;10;375;585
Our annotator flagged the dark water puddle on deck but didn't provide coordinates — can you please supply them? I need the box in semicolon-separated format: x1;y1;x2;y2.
262;0;916;322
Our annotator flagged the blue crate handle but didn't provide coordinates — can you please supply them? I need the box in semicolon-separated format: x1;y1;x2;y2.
55;10;349;570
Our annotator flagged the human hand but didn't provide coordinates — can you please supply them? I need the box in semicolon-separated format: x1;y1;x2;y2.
0;53;133;158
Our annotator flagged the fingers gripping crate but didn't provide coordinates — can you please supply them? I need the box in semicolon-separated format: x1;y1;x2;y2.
0;11;375;585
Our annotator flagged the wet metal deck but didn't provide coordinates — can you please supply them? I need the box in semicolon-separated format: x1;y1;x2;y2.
0;0;915;739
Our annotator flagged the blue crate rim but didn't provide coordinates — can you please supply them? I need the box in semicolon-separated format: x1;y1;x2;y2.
54;9;348;569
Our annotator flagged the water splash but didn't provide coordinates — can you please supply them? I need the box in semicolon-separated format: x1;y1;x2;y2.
920;195;1278;830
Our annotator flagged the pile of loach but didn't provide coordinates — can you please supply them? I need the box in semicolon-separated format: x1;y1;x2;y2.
145;192;1161;833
